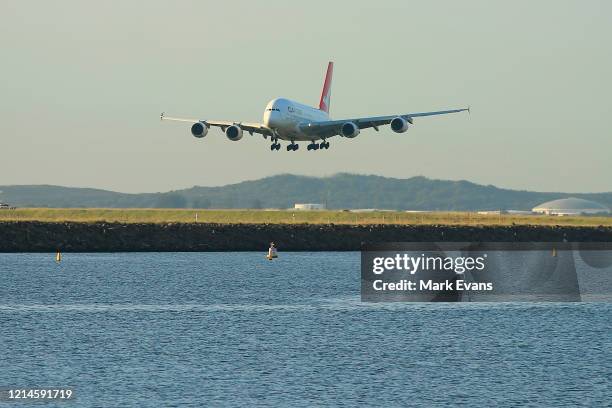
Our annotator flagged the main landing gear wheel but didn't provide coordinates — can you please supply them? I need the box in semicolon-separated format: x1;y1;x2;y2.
309;141;330;151
270;142;281;151
286;143;299;151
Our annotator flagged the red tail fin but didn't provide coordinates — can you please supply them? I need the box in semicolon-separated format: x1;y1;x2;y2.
319;61;333;114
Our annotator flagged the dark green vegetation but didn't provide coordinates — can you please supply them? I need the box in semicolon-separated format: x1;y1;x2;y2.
2;174;611;211
2;222;611;252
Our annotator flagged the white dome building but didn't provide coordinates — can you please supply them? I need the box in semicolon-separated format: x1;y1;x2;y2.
532;197;610;216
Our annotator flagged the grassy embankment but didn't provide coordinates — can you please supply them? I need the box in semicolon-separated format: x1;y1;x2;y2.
0;208;610;226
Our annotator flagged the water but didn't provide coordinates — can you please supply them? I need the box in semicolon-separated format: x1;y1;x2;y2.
1;253;610;407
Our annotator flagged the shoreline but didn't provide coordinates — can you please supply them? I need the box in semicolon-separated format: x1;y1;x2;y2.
1;221;611;252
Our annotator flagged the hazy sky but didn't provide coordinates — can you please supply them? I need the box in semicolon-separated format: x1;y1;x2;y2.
1;0;610;193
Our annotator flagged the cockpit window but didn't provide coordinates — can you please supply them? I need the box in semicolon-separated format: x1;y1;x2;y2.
266;108;281;111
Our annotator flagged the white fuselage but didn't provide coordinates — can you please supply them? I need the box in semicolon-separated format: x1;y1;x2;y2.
263;98;330;141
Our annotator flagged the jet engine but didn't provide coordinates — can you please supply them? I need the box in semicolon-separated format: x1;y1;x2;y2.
225;125;243;141
390;117;409;133
340;122;360;138
191;122;208;138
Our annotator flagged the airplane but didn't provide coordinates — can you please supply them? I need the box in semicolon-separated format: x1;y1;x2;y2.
161;61;468;152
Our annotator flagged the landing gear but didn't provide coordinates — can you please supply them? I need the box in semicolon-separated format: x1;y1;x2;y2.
307;142;320;151
286;142;299;151
270;137;281;151
308;140;329;150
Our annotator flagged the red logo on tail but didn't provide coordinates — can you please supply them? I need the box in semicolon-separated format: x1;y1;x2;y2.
319;61;333;114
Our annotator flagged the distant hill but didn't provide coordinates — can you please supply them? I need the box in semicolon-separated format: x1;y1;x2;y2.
1;174;611;211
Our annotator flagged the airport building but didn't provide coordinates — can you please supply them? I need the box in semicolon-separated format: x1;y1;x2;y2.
294;203;326;210
477;210;533;215
532;197;610;216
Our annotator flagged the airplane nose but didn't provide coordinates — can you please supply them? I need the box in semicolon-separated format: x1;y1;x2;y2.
265;110;277;127
263;111;270;126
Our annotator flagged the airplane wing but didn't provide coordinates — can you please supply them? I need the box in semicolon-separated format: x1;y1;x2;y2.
298;108;469;139
160;113;275;137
